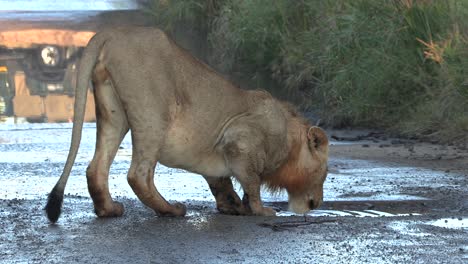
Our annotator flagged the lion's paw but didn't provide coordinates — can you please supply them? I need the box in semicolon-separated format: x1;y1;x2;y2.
254;207;276;216
95;201;125;217
159;202;187;217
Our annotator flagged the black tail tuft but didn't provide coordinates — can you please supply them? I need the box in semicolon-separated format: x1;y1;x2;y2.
45;186;64;223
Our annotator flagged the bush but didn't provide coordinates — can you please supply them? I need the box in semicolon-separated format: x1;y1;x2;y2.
148;0;468;143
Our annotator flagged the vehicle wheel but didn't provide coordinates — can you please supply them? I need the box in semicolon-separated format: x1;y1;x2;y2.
38;45;62;68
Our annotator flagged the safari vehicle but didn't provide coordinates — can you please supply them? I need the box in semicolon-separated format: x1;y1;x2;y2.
0;1;150;122
0;30;96;122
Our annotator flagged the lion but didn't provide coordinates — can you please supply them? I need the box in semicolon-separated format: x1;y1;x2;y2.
45;27;329;223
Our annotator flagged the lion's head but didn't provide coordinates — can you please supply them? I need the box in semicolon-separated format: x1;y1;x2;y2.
266;125;329;214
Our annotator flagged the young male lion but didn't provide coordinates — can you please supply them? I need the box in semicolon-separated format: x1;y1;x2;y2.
45;27;329;223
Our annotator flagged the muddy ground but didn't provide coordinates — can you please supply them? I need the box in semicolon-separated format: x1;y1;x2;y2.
0;124;467;264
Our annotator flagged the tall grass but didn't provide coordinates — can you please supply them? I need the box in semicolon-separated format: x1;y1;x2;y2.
149;0;468;143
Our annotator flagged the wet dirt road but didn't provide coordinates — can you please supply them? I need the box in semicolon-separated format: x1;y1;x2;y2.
0;124;467;263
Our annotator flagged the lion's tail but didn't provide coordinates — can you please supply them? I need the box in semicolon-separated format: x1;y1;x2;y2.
45;32;108;223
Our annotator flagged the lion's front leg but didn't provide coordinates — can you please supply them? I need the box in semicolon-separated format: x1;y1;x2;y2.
222;141;276;217
203;176;247;215
235;174;276;216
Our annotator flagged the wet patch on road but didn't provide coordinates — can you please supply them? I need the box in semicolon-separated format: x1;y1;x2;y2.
429;218;468;229
1;138;465;226
271;200;430;219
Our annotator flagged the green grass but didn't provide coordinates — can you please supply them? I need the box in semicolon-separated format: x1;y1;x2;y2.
149;0;468;143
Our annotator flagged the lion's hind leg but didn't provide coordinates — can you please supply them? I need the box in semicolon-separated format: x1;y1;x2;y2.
204;176;247;215
87;67;129;217
127;134;186;217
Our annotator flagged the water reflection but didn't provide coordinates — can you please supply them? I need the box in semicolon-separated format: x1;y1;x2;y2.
186;211;210;230
430;218;467;229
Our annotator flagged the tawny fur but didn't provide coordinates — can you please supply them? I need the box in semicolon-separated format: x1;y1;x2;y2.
264;119;328;194
264;138;311;193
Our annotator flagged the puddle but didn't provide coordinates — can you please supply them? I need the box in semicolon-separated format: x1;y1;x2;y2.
326;159;462;205
0;151;75;163
186;211;211;229
388;221;433;237
63;211;97;222
0;171;215;201
278;209;421;218
430;218;468;229
333;194;430;202
330;140;375;146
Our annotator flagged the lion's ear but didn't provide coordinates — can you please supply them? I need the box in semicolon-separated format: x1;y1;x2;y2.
307;126;329;150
